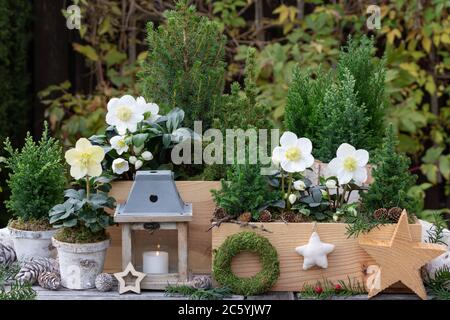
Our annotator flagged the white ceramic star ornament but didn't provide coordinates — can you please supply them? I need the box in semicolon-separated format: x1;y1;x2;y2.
295;232;335;270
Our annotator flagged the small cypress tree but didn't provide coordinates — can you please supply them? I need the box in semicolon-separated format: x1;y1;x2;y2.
211;162;277;218
284;65;331;142
284;36;386;161
316;69;370;161
139;0;226;129
337;36;386;152
214;47;272;131
361;124;418;214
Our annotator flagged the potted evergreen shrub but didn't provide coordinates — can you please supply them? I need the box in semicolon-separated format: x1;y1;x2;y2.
3;124;65;260
49;138;114;289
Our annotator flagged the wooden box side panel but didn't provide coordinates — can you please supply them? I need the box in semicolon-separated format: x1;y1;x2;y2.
212;223;422;292
104;181;220;274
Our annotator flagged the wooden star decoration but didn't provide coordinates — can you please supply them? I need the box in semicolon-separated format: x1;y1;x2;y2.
358;210;447;299
114;262;146;294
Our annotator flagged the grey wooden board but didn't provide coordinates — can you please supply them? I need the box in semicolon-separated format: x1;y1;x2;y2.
34;286;422;300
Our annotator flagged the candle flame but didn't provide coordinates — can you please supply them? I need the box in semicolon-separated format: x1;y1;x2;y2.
156;244;160;256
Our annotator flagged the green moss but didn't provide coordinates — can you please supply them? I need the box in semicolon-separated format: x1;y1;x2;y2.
212;231;280;296
54;226;109;244
8;218;52;231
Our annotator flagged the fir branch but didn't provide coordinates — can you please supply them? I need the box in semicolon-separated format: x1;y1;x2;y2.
165;284;232;300
426;214;448;245
0;264;36;300
298;277;365;300
424;266;450;300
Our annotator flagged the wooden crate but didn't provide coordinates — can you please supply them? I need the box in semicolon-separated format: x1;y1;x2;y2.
212;222;422;292
104;181;220;274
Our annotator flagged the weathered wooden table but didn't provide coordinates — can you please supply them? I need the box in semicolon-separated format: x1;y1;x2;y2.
34;286;422;300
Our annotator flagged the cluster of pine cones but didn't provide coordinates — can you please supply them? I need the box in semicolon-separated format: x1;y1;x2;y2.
373;207;403;222
214;207;273;223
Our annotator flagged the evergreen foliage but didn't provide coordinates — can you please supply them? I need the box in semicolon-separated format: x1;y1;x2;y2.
165;284;232;300
284;36;386;161
361;124;418;214
316;69;369;161
139;0;226;129
211;162;277;218
215;47;272;131
3;123;66;224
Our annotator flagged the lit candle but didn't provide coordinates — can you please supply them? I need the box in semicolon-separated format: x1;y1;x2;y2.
143;245;169;274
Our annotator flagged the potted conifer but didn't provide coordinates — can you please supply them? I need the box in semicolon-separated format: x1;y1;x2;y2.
49;138;114;289
3;124;65;261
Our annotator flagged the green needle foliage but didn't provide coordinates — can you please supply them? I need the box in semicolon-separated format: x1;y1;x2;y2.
285;36;386;161
3;123;66;226
211;162;277;218
139;0;226;129
0;264;36;300
165;284;232;300
425;266;450;300
361;124;418;214
316;69;369;161
298;277;365;300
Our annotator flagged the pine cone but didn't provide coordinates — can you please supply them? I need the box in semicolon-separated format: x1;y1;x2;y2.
213;207;226;220
281;211;297;223
38;272;61;290
388;207;403;222
238;212;252;222
15;257;59;284
258;210;272;222
373;208;388;220
0;243;16;266
190;275;213;290
95;273;116;292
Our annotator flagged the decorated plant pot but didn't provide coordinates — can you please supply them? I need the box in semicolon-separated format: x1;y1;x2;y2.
52;238;110;290
8;227;57;261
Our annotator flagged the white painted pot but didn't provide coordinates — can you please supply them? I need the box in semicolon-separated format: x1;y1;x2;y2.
8;227;56;261
52;237;110;290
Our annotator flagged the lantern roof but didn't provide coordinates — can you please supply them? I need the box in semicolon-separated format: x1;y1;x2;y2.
114;170;192;222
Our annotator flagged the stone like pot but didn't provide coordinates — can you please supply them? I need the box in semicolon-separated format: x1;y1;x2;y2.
52;237;110;290
8;227;57;261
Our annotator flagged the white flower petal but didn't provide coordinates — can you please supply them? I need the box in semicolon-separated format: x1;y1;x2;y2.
281;159;304;173
280;131;298;147
118;95;136;107
271;146;284;165
136;96;146;105
70;165;87;180
337;170;353;185
327;158;341;176
354;149;369;166
75;138;92;152
354;167;368;184
296;138;312;155
302;154;315;169
107;97;119;111
336;143;356;158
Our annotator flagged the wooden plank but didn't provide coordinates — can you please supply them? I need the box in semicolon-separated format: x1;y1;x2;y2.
114;214;192;223
212;222;422;292
178;222;189;281
105;181;220;274
246;292;295;300
121;224;132;270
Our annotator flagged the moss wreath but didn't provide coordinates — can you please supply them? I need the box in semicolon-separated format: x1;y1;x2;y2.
212;231;280;296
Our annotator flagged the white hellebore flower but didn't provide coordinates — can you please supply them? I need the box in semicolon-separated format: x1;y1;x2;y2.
134;159;143;170
288;194;297;205
141;151;153;161
325;179;337;189
328;143;369;185
65;138;104;180
293;180;306;191
272;132;314;173
129;156;137;165
333;214;339;222
110;135;128;155
136;96;159;122
112;158;129;175
106;95;144;135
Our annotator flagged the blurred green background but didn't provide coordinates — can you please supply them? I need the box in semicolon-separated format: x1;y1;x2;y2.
0;0;449;227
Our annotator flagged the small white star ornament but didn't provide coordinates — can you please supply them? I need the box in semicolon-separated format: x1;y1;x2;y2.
295;232;335;270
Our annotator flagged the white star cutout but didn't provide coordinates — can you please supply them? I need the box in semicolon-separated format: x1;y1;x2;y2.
295;232;335;270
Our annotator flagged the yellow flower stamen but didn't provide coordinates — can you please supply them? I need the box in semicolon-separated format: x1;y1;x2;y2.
79;152;92;166
343;157;357;172
116;106;133;121
117;139;126;148
285;147;302;161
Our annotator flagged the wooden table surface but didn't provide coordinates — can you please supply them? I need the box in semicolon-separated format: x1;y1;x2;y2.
34;286;424;300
